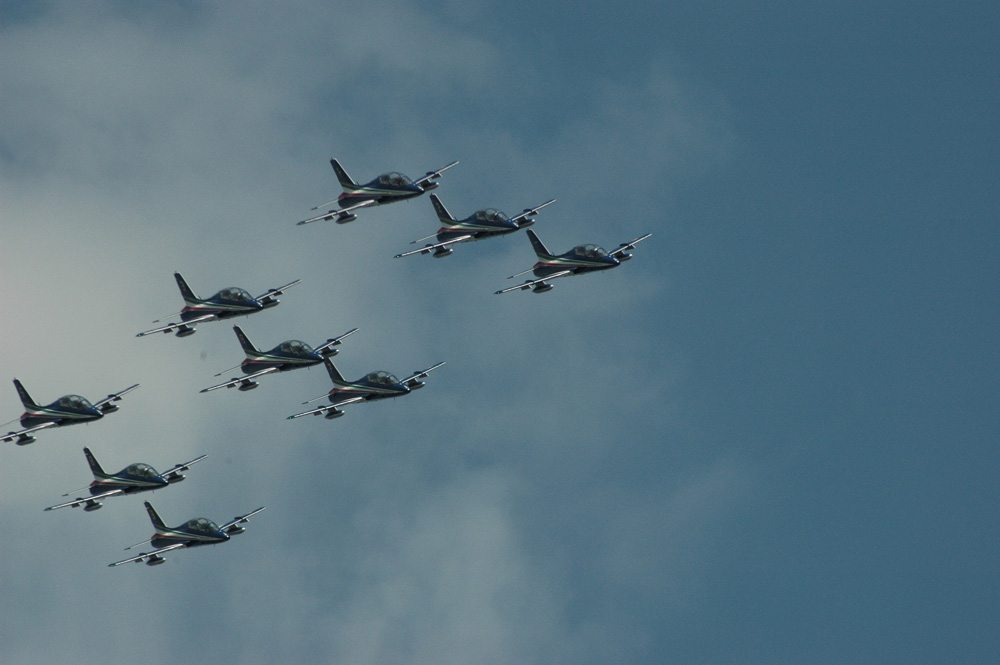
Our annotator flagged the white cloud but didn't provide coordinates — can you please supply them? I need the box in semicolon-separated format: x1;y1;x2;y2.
0;1;735;663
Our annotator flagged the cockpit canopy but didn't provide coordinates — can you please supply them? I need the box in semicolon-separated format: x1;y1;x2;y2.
125;463;158;479
572;244;608;259
56;395;94;411
214;287;253;303
364;370;399;387
184;517;220;535
278;340;313;356
473;208;508;223
378;172;412;187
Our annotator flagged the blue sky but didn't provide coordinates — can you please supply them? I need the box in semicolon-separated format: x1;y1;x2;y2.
2;2;998;663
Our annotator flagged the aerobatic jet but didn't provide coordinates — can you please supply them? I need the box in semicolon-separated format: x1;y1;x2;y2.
297;158;459;225
394;195;556;258
287;358;445;420
137;272;301;338
109;501;265;567
200;325;358;393
2;380;139;445
495;230;652;294
45;447;206;512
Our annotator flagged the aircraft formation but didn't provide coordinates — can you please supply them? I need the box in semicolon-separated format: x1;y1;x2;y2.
6;157;649;567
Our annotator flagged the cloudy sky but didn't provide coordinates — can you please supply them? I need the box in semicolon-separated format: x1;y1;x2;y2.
2;2;998;663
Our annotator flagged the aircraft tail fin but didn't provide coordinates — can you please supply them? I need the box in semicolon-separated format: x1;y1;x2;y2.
330;159;357;190
83;447;107;478
429;194;454;223
233;326;258;357
526;230;554;259
324;358;345;384
144;502;169;533
12;379;37;409
174;273;199;305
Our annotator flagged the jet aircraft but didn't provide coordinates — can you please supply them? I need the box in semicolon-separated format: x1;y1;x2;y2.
109;501;265;567
137;272;301;338
394;195;556;258
2;380;139;445
287;358;445;420
495;230;652;294
45;447;206;512
297;158;459;225
200;325;358;393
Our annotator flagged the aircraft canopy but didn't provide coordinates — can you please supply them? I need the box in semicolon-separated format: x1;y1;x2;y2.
573;244;608;258
473;209;508;223
125;463;158;479
184;518;220;534
364;371;399;387
378;172;412;187
57;395;94;411
278;340;313;355
215;287;253;303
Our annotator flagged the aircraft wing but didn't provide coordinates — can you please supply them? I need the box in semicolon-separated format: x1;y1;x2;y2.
508;199;557;228
394;235;473;258
609;233;652;259
286;396;365;420
108;543;186;567
136;313;217;338
401;362;446;387
44;488;125;511
495;270;573;295
160;454;208;481
313;327;360;356
297;199;377;226
200;367;279;393
219;506;266;533
413;160;460;188
254;279;302;304
93;384;140;412
1;421;57;444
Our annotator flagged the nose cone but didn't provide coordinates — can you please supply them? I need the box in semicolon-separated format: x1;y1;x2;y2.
89;407;104;419
411;183;425;194
218;531;231;542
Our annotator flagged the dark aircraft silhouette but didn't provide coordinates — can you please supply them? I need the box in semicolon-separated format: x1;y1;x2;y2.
45;448;206;512
394;194;556;258
287;358;445;420
2;380;139;445
200;325;358;393
137;272;301;338
109;501;265;567
495;229;652;294
297;158;459;225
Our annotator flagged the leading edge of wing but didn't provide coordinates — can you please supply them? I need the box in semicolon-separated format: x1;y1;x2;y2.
287;396;365;420
108;543;186;567
93;384;140;409
413;160;459;187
